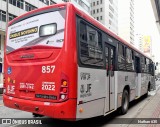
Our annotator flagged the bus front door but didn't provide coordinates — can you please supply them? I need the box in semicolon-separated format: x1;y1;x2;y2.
105;43;115;113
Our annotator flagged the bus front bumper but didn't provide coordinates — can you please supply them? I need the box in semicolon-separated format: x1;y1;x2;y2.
3;94;76;121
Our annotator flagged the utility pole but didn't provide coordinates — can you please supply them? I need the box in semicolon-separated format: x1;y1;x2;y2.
6;0;9;29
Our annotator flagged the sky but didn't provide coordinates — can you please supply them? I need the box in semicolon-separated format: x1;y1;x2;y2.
134;0;160;62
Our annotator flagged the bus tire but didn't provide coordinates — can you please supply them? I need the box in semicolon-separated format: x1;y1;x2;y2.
145;83;150;97
120;90;129;115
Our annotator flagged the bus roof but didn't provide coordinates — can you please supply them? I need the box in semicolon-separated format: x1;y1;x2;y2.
8;2;152;60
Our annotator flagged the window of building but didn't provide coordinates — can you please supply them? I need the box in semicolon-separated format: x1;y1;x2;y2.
109;19;112;25
97;9;99;13
100;16;102;20
9;13;17;21
9;0;24;9
109;4;114;12
17;0;24;9
39;0;49;5
50;0;56;5
109;12;113;19
25;2;37;12
93;10;95;14
100;0;102;4
80;1;90;12
100;8;103;12
0;10;17;22
97;1;99;5
79;21;103;66
93;2;95;6
97;17;99;20
1;10;6;22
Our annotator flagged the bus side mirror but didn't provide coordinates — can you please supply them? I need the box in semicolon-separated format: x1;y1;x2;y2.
155;66;157;70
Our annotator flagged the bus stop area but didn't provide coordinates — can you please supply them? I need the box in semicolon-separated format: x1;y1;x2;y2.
135;81;160;119
105;81;160;127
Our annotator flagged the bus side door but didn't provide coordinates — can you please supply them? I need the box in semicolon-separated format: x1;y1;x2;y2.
105;43;115;113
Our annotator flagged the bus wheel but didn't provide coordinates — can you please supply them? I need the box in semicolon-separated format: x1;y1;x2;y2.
145;84;150;97
120;90;129;115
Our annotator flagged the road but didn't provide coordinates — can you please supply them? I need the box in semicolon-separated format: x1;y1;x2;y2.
0;81;159;127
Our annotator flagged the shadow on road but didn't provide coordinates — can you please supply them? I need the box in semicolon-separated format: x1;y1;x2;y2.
15;94;151;127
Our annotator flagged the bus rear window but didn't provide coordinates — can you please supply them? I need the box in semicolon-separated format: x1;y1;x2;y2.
6;9;66;54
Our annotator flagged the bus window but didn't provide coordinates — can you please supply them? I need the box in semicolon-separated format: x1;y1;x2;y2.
126;48;134;71
79;22;103;67
118;43;125;70
141;57;145;73
146;58;150;73
80;22;87;41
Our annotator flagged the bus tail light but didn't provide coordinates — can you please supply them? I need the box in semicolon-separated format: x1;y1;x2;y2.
60;79;68;101
3;88;6;94
3;77;5;85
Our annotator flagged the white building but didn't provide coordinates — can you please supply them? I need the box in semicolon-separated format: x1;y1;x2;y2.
90;0;118;35
135;33;153;58
70;0;90;14
118;0;134;45
134;33;143;50
0;0;90;85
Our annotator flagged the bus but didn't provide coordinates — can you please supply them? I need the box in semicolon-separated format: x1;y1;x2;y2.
3;2;155;121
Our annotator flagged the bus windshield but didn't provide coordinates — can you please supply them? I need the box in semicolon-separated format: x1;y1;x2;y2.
6;9;66;54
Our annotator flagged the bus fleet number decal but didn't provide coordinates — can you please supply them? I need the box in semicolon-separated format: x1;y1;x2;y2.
42;66;55;73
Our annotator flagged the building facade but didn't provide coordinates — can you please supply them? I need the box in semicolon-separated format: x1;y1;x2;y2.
135;33;152;58
90;0;118;34
0;0;90;84
118;0;134;45
134;33;143;50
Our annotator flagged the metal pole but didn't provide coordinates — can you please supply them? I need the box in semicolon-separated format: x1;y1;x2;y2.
6;0;9;29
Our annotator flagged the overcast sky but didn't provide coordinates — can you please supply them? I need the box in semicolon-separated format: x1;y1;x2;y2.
134;0;160;62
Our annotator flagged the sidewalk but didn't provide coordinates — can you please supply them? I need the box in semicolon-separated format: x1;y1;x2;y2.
128;84;160;127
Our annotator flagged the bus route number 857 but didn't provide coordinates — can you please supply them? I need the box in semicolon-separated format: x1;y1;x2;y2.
42;65;55;73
